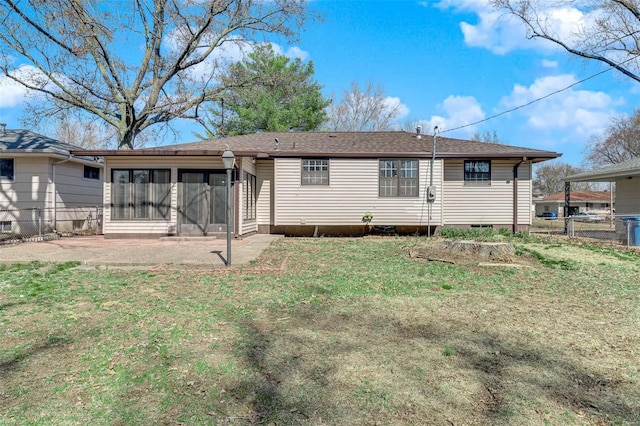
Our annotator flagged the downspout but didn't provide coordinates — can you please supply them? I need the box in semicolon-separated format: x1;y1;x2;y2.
512;158;526;234
52;155;73;232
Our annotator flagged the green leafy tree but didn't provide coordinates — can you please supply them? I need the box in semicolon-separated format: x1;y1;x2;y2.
201;44;329;137
0;0;310;149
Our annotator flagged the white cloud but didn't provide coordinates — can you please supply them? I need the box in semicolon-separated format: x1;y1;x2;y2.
0;65;46;108
163;28;311;82
542;59;558;68
500;74;616;136
269;44;310;61
417;95;485;137
384;96;410;122
436;0;590;55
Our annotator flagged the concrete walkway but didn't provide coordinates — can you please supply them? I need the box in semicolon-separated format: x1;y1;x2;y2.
0;234;283;269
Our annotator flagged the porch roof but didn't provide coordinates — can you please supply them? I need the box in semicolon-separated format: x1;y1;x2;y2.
565;157;640;182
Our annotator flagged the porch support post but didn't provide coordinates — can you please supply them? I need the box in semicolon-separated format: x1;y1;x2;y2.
564;181;571;234
226;167;232;265
222;149;236;266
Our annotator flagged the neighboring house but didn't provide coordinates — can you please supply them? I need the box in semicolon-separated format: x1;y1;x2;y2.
0;127;103;236
534;191;614;218
74;131;560;238
566;158;640;240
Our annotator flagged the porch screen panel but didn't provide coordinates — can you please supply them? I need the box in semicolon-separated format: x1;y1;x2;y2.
133;170;150;219
112;170;130;219
210;174;226;225
153;170;171;219
183;172;204;225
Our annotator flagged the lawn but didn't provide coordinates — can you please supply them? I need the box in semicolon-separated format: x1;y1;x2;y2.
1;234;639;425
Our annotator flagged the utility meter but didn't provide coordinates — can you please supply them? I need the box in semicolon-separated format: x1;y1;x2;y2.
426;185;436;201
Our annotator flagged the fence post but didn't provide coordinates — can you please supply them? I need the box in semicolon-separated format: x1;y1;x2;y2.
38;208;43;236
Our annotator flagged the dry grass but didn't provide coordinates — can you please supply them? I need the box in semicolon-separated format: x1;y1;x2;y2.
1;236;639;425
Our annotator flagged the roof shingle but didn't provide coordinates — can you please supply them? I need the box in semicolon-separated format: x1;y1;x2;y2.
73;131;561;161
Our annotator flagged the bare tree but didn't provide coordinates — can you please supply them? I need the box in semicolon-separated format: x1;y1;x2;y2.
493;0;640;83
534;161;593;196
585;109;640;167
0;0;309;149
470;130;506;144
323;81;402;131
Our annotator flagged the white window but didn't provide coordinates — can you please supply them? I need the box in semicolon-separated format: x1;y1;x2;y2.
464;160;491;185
301;159;329;185
379;159;418;197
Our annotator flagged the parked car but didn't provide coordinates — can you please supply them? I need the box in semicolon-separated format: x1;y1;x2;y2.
571;212;604;222
540;212;557;220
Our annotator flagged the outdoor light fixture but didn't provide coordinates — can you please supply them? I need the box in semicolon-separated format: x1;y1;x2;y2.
222;149;235;266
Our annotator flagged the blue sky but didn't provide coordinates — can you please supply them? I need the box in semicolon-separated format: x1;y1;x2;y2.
1;0;639;167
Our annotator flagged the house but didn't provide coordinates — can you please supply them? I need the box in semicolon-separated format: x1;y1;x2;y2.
74;131;561;238
0;127;103;236
566;158;640;240
534;191;614;218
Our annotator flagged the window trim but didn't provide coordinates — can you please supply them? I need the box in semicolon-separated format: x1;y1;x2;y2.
111;168;171;221
379;158;419;198
83;165;101;180
243;171;257;222
464;160;491;186
0;220;11;233
0;158;14;181
301;158;329;186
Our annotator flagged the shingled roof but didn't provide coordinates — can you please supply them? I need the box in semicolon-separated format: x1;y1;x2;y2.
74;131;561;162
541;191;614;202
0;128;87;155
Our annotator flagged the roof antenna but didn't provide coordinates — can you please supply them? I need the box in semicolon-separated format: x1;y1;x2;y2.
275;137;279;151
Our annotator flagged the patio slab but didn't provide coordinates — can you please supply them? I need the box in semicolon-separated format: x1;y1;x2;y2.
0;234;282;269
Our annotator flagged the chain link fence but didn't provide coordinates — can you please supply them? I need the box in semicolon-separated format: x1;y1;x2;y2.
532;213;640;247
0;206;102;244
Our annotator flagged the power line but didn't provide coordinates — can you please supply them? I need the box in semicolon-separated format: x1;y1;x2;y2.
440;65;619;135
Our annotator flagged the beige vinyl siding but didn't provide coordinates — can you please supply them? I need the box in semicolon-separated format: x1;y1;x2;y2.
611;178;639;239
256;160;274;228
238;157;258;235
52;160;103;207
518;162;532;225
103;156;224;236
0;157;51;209
0;156;104;233
273;158;442;226
442;160;532;226
615;178;640;215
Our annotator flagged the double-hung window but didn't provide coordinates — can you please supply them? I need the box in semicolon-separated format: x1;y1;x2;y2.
112;169;171;220
0;158;14;180
464;160;491;185
301;159;329;185
379;159;418;197
243;172;256;221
